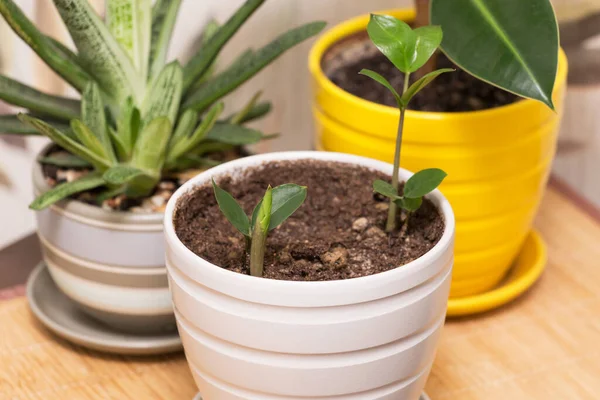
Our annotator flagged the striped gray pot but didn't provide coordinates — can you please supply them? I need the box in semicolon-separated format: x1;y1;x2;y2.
32;145;174;334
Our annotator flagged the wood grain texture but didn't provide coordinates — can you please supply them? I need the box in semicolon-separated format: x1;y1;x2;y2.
0;187;599;399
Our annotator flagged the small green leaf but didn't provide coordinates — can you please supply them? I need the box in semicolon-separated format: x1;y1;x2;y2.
367;14;415;73
131;116;172;175
255;185;272;233
359;69;401;107
232;101;272;124
30;172;105;210
411;26;443;72
403;168;447;199
373;179;399;199
38;153;91;168
103;165;146;185
70;119;108;160
251;184;307;231
231;91;262;125
205;123;263;145
82;81;116;162
212;178;250;236
183;21;326;112
401;68;454;106
115;97;140;158
169;109;197;145
396;196;423;212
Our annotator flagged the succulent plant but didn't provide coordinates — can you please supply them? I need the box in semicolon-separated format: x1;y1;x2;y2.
0;0;325;210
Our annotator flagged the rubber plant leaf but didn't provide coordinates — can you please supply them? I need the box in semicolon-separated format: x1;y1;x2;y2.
183;21;326;112
29;172;105;210
403;168;447;199
212;178;251;236
53;0;144;104
430;0;559;109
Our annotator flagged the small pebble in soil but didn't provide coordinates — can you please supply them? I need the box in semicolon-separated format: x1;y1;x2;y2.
352;217;369;232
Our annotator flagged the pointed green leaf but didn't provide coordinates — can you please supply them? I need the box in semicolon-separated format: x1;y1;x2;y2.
0;75;80;120
184;21;326;112
38;153;91;168
149;0;182;80
373;179;399;199
103;165;146;185
95;186;126;205
0;0;92;91
255;185;272;233
359;69;401;107
226;101;272;124
212;178;250;236
186;19;222;92
431;0;558;109
82;81;115;162
396;196;423;212
106;0;152;81
142;61;183;125
403;168;447;199
251;184;307;231
183;0;265;91
205;123;263;145
45;36;85;71
30;172;105;210
411;26;443;72
109;127;129;161
367;14;415;73
169;109;198;145
53;0;143;103
71;119;108;160
0;115;68;135
131;116;172;174
19;114;111;171
231;91;262;125
115;97;140;158
401;68;454;106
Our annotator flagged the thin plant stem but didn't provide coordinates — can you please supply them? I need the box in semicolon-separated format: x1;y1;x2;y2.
386;72;411;232
250;225;267;277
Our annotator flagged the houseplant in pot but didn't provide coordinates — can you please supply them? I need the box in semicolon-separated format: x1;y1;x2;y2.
309;0;565;314
0;0;324;334
165;24;453;399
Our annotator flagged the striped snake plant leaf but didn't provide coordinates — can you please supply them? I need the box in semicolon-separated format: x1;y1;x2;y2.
115;97;141;158
225;101;272;124
103;164;147;185
148;0;182;81
106;0;152;81
165;102;223;165
70;119;112;162
45;36;85;70
182;0;265;91
169;109;197;145
18;114;111;171
109;127;130;162
0;0;92;91
0;75;80;120
187;19;221;92
53;0;144;105
38;153;92;168
29;172;106;210
142;61;183;126
183;21;327;112
82;82;116;163
0;114;69;135
205;123;264;145
131;116;172;177
230;91;262;124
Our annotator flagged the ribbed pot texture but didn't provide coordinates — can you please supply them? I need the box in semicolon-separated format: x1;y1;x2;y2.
164;151;455;399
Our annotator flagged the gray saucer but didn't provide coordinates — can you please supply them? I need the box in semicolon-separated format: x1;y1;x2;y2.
193;392;431;399
26;262;182;355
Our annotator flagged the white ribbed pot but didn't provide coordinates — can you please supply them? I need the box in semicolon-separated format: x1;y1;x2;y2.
164;151;455;399
32;145;174;334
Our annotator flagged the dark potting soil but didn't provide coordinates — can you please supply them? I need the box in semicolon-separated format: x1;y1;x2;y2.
328;50;519;112
174;159;445;281
40;146;244;212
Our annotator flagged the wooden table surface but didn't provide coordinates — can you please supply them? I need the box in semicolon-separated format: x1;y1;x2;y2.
0;185;599;400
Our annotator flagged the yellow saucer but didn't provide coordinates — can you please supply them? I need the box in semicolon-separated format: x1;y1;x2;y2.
447;230;547;317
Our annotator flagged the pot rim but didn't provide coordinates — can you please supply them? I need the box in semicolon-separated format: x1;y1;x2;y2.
32;143;164;229
164;151;455;291
308;8;569;120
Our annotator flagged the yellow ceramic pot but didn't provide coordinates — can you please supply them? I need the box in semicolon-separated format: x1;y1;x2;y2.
309;9;567;298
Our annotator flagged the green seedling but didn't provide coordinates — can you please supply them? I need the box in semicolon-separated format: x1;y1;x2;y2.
212;180;307;277
361;14;451;232
0;0;325;210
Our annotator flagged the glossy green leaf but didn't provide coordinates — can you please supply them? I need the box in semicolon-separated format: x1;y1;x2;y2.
403;168;447;199
373;179;399;199
359;69;401;106
19;114;111;171
411;26;443;72
38;153;91;168
142;61;183;125
82;81;115;162
30;172;105;210
183;21;326;112
70;119;110;161
251;184;307;231
205;123;263;145
212;178;250;236
0;75;80;120
106;0;152;80
53;0;143;103
401;68;454;106
149;0;182;80
430;0;559;109
183;0;265;91
0;0;92;91
396;196;423;212
103;165;146;185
